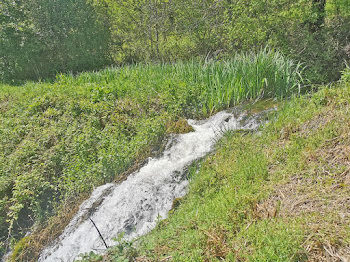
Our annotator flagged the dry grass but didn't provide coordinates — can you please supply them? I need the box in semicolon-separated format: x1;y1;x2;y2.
203;227;230;260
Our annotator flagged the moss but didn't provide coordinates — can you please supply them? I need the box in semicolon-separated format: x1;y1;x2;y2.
166;118;194;134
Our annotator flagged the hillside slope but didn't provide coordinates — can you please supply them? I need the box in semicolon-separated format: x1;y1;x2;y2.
1;51;302;260
99;70;350;261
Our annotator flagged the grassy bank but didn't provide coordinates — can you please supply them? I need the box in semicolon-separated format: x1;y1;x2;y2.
0;50;303;259
97;69;350;261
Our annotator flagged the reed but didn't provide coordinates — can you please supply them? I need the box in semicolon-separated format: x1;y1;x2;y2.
56;48;303;117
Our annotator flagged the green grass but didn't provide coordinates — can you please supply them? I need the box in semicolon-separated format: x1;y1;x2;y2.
0;49;303;259
100;70;350;261
57;48;303;116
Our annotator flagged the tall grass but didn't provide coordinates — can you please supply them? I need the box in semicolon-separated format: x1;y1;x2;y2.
57;48;303;117
172;48;303;115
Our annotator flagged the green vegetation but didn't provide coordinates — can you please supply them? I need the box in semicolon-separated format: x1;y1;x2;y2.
1;0;349;260
1;0;349;83
98;69;350;261
96;0;350;83
0;50;302;258
0;0;110;81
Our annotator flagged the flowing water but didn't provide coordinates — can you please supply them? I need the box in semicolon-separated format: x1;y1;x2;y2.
39;109;269;262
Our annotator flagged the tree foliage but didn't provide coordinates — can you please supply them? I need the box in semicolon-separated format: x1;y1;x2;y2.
94;0;350;82
0;0;110;82
1;0;349;82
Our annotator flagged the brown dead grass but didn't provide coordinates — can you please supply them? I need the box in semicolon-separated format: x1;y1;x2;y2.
203;227;230;260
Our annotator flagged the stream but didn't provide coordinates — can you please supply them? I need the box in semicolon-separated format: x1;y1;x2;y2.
39;108;269;262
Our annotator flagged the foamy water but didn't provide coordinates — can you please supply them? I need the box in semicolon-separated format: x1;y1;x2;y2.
39;109;267;262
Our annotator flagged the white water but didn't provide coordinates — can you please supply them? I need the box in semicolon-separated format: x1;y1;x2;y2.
39;109;267;262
